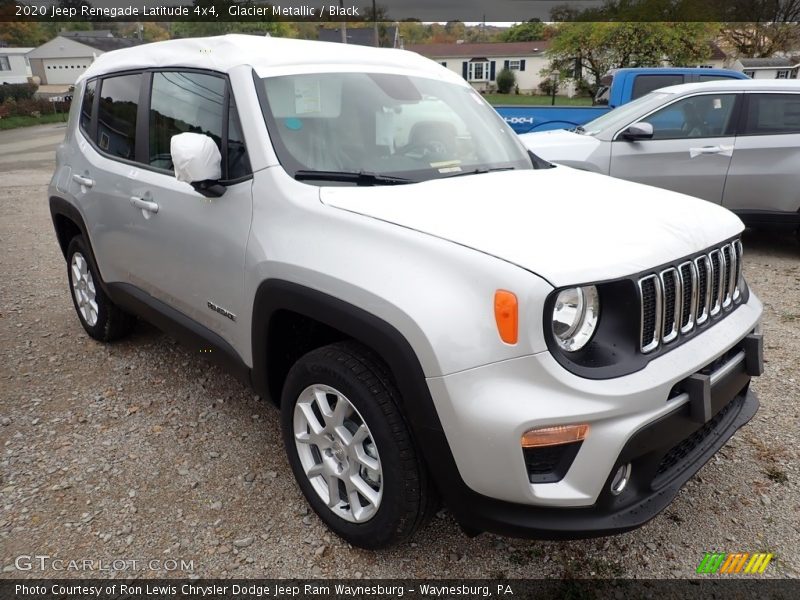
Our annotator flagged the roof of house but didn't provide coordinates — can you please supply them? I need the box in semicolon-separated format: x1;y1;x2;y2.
78;35;462;86
739;57;796;68
0;47;34;54
406;41;551;59
317;26;398;48
60;30;114;39
27;35;141;60
708;41;727;61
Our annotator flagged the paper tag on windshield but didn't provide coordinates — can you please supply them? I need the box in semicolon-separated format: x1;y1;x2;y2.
294;80;321;115
375;109;395;147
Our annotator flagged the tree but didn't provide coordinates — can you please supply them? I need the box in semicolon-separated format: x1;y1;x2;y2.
501;20;546;42
547;22;714;94
0;22;49;46
720;23;800;57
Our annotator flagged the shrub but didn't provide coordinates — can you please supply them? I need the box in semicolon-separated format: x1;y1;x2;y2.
0;83;37;104
496;68;516;94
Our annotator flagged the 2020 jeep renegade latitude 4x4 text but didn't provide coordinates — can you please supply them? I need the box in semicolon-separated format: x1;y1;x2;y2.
49;35;763;548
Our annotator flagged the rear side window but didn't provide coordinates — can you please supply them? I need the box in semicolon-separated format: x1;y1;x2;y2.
632;74;685;100
79;79;96;135
149;71;225;171
743;94;800;135
97;74;142;160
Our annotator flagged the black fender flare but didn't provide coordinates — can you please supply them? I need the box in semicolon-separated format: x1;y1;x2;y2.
250;279;470;510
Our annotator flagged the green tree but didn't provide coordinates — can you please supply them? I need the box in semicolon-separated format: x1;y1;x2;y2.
720;23;800;57
0;21;49;46
501;20;546;42
547;22;713;94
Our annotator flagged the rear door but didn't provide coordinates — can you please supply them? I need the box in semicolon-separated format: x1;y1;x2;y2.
722;92;800;218
609;92;740;204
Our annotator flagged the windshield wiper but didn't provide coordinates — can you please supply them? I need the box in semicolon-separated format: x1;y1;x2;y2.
441;167;516;179
294;170;413;186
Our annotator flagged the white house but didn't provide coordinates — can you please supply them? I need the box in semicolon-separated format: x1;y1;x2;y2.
26;32;141;86
732;57;799;79
0;47;34;84
406;41;553;94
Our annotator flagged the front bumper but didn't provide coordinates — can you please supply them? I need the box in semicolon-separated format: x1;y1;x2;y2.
425;295;762;538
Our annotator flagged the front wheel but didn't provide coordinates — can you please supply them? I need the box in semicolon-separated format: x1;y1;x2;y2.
281;341;434;548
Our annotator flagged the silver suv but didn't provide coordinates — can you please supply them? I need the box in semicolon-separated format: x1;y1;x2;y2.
50;35;763;548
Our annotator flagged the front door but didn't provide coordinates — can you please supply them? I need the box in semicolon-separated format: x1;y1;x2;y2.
127;70;253;349
610;92;740;204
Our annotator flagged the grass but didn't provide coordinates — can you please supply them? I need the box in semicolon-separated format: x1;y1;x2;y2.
0;112;68;130
484;94;594;106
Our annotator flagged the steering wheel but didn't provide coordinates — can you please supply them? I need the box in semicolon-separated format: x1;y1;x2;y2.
401;140;449;160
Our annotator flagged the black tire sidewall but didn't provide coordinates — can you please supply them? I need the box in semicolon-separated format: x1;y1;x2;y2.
66;236;113;340
281;350;416;549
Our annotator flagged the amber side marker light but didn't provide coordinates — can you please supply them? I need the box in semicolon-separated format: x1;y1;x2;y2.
494;290;518;344
521;424;589;448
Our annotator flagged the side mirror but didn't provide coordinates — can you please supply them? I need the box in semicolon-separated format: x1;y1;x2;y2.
620;122;654;141
170;132;226;197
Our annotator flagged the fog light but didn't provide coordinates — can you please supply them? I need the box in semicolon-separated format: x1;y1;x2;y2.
610;463;631;495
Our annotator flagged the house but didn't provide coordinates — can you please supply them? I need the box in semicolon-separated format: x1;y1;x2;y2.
0;47;34;84
406;41;553;94
695;42;732;69
317;26;400;48
26;33;141;86
731;57;799;79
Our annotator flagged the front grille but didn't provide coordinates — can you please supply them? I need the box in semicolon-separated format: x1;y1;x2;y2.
638;241;744;353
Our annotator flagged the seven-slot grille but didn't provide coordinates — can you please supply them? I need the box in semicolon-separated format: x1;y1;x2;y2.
638;240;743;353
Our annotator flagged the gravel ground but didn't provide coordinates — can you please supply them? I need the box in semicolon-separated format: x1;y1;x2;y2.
1;125;798;580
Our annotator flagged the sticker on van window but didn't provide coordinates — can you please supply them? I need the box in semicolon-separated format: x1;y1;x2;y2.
375;109;395;147
431;160;462;173
294;80;321;115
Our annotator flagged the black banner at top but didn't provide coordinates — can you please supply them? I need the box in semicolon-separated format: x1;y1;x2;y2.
3;0;800;23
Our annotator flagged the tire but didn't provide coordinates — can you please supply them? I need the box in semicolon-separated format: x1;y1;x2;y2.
281;341;435;549
66;236;135;342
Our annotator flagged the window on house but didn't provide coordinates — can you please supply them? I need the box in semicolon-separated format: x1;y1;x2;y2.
744;70;755;78
440;61;447;68
508;60;521;71
776;70;790;79
468;61;490;81
0;56;10;71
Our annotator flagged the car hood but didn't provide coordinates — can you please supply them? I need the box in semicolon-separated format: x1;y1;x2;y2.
519;129;603;164
320;168;744;287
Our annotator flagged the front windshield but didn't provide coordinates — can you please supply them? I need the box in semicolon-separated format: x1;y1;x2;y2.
582;92;673;136
258;72;532;183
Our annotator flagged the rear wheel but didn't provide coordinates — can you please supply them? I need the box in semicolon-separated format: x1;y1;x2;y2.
281;341;434;548
66;236;135;342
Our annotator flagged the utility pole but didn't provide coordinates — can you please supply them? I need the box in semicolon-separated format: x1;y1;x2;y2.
372;0;379;47
339;0;347;43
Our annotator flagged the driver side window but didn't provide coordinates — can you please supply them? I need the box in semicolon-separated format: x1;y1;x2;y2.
639;94;738;140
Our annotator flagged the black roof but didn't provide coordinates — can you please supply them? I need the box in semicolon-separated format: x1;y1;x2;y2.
65;35;142;52
317;26;397;48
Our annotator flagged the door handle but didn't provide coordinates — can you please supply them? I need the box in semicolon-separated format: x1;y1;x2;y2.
689;145;734;158
130;196;159;214
72;174;94;188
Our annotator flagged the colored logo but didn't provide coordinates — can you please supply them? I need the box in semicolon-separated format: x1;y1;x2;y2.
697;552;774;574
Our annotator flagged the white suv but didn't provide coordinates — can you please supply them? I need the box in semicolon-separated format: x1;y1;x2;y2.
49;35;763;548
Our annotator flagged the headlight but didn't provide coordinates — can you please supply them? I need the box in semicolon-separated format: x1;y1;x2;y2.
552;285;600;352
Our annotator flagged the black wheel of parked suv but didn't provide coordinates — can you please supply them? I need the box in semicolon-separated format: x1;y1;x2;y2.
281;341;436;549
66;236;136;342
